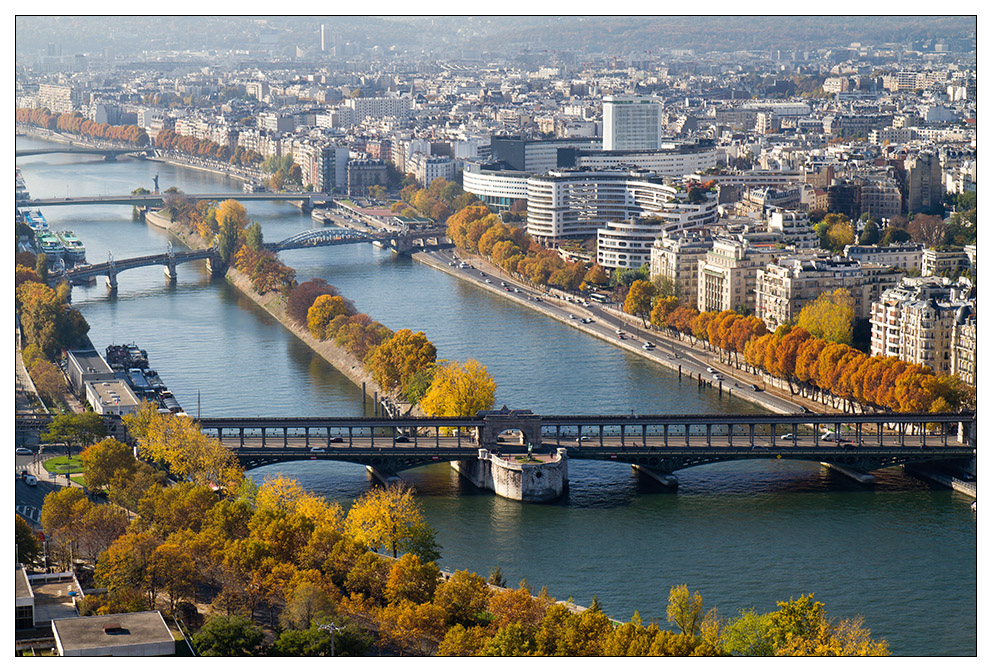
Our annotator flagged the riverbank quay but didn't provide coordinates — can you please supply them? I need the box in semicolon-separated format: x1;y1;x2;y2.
412;249;797;415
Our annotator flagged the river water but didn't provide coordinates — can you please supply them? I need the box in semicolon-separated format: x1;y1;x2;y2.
16;137;977;655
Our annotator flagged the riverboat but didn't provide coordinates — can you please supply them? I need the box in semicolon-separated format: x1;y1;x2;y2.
34;230;65;259
106;343;183;414
20;208;48;231
56;230;87;264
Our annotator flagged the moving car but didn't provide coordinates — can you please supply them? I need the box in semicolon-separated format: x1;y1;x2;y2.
780;433;795;440
15;447;33;455
310;447;325;453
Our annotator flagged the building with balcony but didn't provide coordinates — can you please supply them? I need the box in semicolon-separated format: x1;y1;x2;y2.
697;238;776;314
649;233;713;308
870;276;975;377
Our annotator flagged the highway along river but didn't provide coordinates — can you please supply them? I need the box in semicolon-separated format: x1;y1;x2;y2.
17;137;976;655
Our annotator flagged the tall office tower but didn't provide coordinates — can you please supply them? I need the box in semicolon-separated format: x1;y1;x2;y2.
602;96;662;151
320;24;326;52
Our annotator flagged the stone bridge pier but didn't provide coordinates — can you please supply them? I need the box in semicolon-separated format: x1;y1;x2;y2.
451;408;568;502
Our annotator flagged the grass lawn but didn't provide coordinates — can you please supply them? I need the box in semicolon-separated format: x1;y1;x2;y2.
42;456;85;474
70;475;88;487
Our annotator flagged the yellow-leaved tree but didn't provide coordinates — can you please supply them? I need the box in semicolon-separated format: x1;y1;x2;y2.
419;359;497;419
796;288;855;344
344;483;433;559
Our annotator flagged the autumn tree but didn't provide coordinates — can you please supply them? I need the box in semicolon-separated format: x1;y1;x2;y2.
797;289;854;344
345;484;433;559
432;570;492;627
624;279;657;325
667;584;705;637
286;279;341;325
307;294;356;340
385;553;441;605
419;359;497;419
214;199;249;264
81;437;137;492
364;329;437;392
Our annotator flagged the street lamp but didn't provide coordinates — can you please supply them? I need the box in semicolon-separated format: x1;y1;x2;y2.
318;623;344;656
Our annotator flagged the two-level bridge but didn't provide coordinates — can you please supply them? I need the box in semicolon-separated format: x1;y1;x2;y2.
15;146;149;160
22;192;335;210
193;410;974;473
16;410;974;499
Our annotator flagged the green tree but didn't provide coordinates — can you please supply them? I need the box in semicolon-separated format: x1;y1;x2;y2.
858;220;881;245
721;608;776;656
244;222;264;251
271;618;371;656
192;615;266;656
35;252;48;283
279;581;336;630
16;515;42;566
41;412;107;455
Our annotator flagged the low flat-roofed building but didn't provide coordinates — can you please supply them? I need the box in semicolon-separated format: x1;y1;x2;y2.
66;349;115;394
52;611;175;657
85;379;142;415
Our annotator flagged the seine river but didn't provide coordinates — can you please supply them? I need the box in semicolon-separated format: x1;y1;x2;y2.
16;137;976;655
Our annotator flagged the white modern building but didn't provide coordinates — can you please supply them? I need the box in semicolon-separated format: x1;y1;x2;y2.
526;169;719;244
602;96;663;151
462;162;531;212
596;218;666;270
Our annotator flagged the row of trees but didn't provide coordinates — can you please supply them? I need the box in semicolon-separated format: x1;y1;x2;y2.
446;205;610;292
392;177;479;223
634;285;974;414
16;108;149;146
154;128;263;168
289;277;497;414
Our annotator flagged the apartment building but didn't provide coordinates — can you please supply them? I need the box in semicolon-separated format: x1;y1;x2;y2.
755;257;902;328
870;276;975;378
844;243;923;272
649;233;713;308
697;238;776;314
767;209;818;249
921;247;972;277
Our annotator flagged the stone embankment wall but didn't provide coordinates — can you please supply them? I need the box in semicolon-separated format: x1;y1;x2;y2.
146;208;388;408
223;267;388;407
452;448;568;502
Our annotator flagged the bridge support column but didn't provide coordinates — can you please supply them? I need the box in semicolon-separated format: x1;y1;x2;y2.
366;466;401;486
820;462;875;485
451;447;567;502
632;465;679;489
164;260;177;281
106;270;118;290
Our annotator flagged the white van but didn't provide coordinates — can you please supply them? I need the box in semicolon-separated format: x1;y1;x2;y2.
821;431;838;441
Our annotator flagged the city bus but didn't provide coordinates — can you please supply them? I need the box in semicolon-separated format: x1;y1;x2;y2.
589;293;609;303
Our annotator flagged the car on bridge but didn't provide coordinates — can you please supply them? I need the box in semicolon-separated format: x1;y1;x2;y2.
780;433;795;440
310;447;325;453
